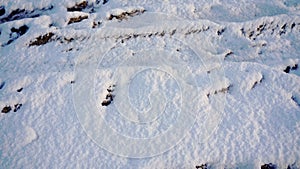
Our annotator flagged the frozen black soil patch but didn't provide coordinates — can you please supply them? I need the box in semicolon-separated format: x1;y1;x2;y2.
2;25;29;47
107;8;146;21
68;15;88;25
29;32;55;46
0;5;53;24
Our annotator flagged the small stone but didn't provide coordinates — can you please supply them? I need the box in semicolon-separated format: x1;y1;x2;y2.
14;103;22;112
2;106;12;113
17;87;23;92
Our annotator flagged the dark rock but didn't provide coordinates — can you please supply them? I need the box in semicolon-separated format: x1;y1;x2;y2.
261;163;276;169
291;23;296;29
2;25;29;46
13;104;22;112
196;164;208;169
103;0;109;4
0;81;5;89
2;106;12;113
0;6;5;16
106;93;114;101
217;28;226;35
248;31;254;39
284;66;291;73
11;25;29;36
291;64;298;70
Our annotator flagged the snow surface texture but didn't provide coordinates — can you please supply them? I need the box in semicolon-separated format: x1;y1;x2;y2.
1;0;300;168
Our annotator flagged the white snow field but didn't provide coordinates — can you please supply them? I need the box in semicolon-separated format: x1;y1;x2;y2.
1;0;300;168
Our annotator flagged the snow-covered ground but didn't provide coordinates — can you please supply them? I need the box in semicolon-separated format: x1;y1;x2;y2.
1;0;300;168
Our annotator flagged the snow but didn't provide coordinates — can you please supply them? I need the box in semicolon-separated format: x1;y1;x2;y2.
1;0;300;168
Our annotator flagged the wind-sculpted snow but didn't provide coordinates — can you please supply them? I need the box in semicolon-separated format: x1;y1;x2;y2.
1;1;300;168
73;14;226;157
